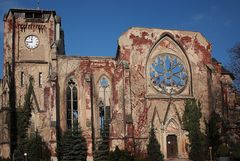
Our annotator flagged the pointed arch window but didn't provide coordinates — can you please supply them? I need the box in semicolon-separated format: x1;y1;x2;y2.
66;79;78;129
98;76;111;130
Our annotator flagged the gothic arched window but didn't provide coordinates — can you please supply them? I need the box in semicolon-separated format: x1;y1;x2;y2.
98;76;111;130
149;53;188;95
66;79;78;129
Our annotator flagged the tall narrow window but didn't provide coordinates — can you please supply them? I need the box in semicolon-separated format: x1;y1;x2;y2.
98;76;111;130
66;79;78;129
39;72;42;87
20;72;24;87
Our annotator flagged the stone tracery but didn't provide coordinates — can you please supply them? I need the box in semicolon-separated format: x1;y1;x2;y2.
149;53;188;95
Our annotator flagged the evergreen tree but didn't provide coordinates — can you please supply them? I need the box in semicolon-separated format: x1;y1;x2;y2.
108;146;135;161
14;77;51;161
182;99;207;161
60;130;73;161
0;157;10;161
8;63;17;160
60;122;87;161
57;131;63;161
206;111;221;158
26;131;51;161
14;77;34;161
108;146;121;161
231;142;240;160
146;124;164;161
94;122;110;161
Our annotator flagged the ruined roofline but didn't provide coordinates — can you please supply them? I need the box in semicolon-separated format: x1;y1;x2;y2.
4;8;56;20
212;57;221;64
127;26;207;36
117;27;212;60
221;66;235;80
125;27;211;47
8;8;56;14
58;55;116;61
212;57;235;80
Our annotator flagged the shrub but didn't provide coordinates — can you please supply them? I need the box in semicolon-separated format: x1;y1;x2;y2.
109;146;134;161
231;143;240;160
147;125;164;161
94;122;110;161
216;144;229;157
182;99;207;161
26;132;51;161
0;157;10;161
206;111;221;158
14;132;51;161
108;146;145;161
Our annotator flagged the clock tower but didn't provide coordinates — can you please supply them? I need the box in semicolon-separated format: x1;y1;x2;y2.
1;9;65;160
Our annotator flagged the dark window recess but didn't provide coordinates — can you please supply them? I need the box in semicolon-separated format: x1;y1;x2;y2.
34;12;42;18
39;72;42;87
25;12;34;18
50;121;56;127
20;72;24;87
106;106;110;122
25;12;43;19
99;106;104;129
66;86;71;129
99;106;111;130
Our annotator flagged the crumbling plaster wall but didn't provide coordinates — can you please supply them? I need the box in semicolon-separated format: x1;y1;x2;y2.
212;61;223;114
56;27;214;157
117;28;212;154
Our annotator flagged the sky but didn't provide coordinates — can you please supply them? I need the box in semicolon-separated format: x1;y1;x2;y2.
0;0;240;76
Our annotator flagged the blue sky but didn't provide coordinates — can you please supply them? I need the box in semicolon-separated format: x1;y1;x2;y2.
0;0;240;75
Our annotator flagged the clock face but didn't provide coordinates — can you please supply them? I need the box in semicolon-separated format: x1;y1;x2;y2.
25;35;39;49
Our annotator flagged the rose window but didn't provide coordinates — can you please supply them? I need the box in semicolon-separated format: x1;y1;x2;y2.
149;54;188;95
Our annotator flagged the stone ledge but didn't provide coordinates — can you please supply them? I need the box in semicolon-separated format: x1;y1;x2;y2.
145;94;194;99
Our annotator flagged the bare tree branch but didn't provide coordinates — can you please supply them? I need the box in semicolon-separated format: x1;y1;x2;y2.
229;42;240;91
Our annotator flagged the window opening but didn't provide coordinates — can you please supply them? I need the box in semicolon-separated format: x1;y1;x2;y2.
150;54;188;95
99;103;104;129
39;72;42;87
21;72;24;87
25;12;43;19
66;79;78;129
25;12;34;19
99;77;110;130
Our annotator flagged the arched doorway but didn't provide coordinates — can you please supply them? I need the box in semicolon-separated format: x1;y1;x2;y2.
167;134;178;158
165;117;180;159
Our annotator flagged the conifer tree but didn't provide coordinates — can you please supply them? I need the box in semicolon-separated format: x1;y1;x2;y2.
94;121;110;161
60;122;87;161
8;63;17;160
206;111;221;158
147;124;164;161
108;146;135;161
14;77;51;161
26;131;51;161
14;77;34;161
182;99;207;161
